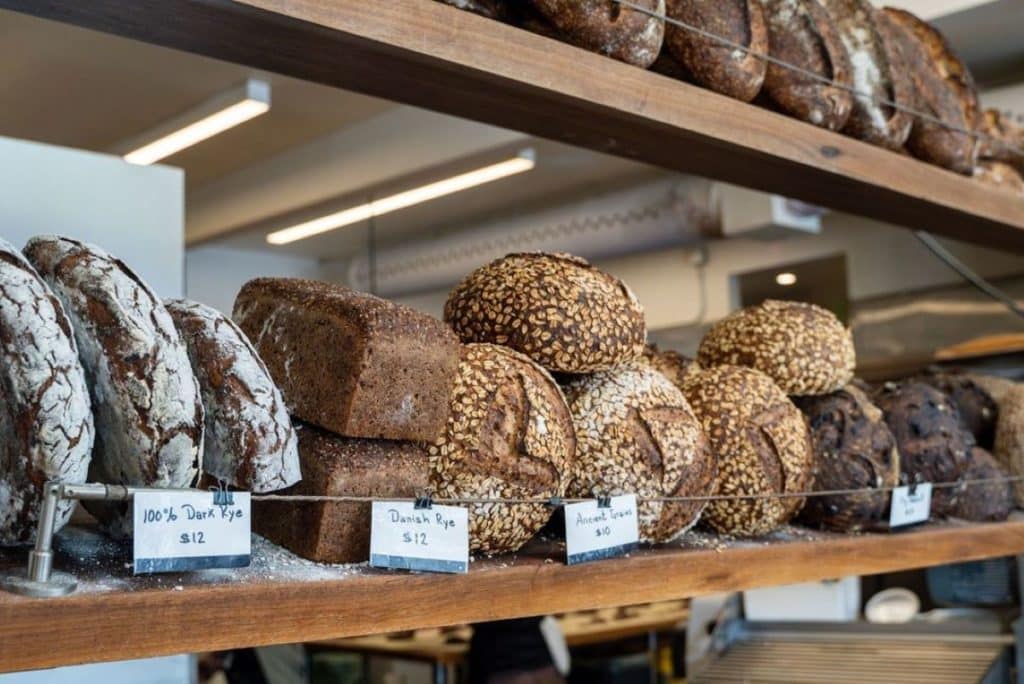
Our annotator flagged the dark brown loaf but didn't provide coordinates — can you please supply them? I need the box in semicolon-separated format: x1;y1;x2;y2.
641;344;701;390
762;0;854;131
947;447;1012;522
563;361;716;543
445;253;646;373
0;239;94;545
166;299;300;493
528;0;665;68
233;278;460;443
25;236;203;539
253;424;430;563
915;371;997;449
429;344;575;554
663;0;768;102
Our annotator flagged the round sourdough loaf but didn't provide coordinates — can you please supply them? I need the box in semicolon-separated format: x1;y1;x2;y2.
445;253;646;373
682;365;813;536
0;239;94;544
429;343;575;554
916;371;998;449
24;236;203;538
794;385;899;531
641;344;702;391
563;361;715;543
697;300;855;396
951;447;1012;521
528;0;665;68
166;299;300;493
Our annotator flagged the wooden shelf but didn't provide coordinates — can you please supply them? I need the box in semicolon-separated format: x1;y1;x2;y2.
3;519;1024;673
2;0;1023;250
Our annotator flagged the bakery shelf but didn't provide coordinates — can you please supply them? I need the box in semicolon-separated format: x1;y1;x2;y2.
3;0;1024;250
3;519;1024;673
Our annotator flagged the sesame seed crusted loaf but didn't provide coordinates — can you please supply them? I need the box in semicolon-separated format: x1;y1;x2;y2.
233;278;460;443
527;0;666;68
682;365;813;536
166;299;300;493
0;239;94;545
641;344;702;391
444;253;646;374
25;236;203;539
563;361;715;543
697;300;855;396
429;343;575;554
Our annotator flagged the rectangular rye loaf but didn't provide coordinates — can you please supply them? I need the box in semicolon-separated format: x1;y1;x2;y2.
253;423;431;563
233;277;460;442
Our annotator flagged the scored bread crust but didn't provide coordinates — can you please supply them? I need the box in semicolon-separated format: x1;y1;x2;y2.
528;0;665;68
0;240;94;544
24;236;203;538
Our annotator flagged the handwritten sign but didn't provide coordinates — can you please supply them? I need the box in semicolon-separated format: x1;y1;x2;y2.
565;495;640;565
133;491;251;574
369;502;469;574
889;484;932;528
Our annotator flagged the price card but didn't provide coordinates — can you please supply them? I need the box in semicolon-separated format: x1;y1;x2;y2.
889;483;932;528
369;502;469;574
564;495;640;565
133;490;251;574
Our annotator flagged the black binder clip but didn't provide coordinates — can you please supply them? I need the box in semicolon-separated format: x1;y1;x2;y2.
547;496;564;508
210;480;234;507
597;495;612;509
414;494;433;510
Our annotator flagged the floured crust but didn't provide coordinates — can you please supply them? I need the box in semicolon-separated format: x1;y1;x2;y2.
0;239;94;544
529;0;666;68
24;235;203;538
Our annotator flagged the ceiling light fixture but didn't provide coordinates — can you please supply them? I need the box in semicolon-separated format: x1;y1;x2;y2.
119;79;271;166
775;272;798;286
266;149;537;246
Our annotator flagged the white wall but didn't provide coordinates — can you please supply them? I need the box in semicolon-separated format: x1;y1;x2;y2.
185;244;322;314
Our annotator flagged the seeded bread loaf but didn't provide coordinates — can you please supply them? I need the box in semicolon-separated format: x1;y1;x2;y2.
916;371;997;449
0;240;94;545
445;253;646;373
992;384;1024;507
641;344;701;391
234;278;460;443
528;0;665;68
563;361;715;543
429;344;575;554
682;365;813;536
697;300;856;396
25;236;203;538
166;299;300;493
254;423;430;563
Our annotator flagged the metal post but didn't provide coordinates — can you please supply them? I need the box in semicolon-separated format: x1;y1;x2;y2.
0;481;79;597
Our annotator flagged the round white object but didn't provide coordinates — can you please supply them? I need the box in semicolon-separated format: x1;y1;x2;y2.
865;588;921;624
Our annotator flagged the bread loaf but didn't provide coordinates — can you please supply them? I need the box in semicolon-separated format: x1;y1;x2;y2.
25;236;202;538
434;0;507;20
992;384;1024;507
0;240;94;545
978;109;1024;172
916;371;997;449
563;361;715;543
663;0;768;102
234;278;460;443
641;344;701;390
762;0;854;131
697;300;855;396
682;365;813;536
948;447;1013;522
528;0;665;68
429;344;575;553
445;253;646;373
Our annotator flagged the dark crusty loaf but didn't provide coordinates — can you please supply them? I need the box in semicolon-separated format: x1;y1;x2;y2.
25;236;203;538
563;361;715;542
445;252;646;373
948;447;1013;522
528;0;665;68
697;300;856;396
429;344;575;554
0;240;94;545
916;371;997;449
234;278;460;443
762;0;854;131
641;344;701;390
167;299;300;493
682;365;813;536
794;385;899;531
254;423;430;563
663;0;768;102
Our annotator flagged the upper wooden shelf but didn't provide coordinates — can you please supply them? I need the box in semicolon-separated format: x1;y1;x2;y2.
3;518;1024;673
2;0;1024;250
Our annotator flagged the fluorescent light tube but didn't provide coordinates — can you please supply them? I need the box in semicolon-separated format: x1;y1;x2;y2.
266;150;536;246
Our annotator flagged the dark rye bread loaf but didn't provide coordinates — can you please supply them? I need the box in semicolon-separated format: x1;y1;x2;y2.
916;371;997;449
563;361;715;543
951;447;1012;521
254;423;430;563
663;0;768;102
166;299;300;493
234;278;460;443
0;240;94;545
683;365;813;536
429;344;575;554
25;236;203;538
528;0;665;68
445;253;646;373
641;344;701;391
697;300;856;396
762;0;854;131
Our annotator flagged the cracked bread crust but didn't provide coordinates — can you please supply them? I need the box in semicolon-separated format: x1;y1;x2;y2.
529;0;666;68
25;236;203;538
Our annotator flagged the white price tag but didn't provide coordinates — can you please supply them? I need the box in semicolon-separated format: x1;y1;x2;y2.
889;484;932;528
133;490;251;574
565;495;640;565
370;502;469;574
